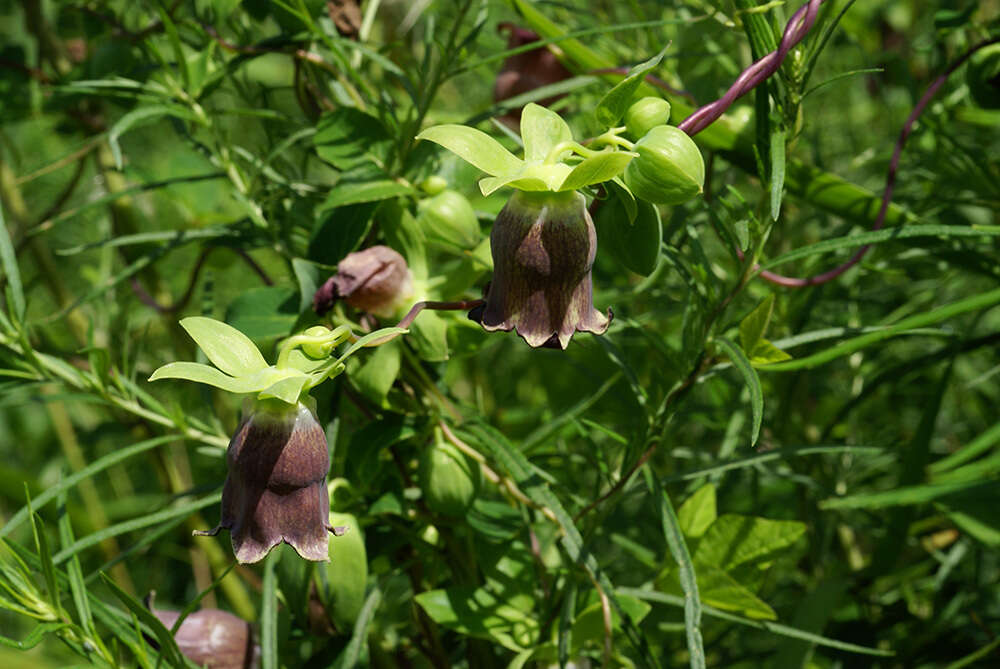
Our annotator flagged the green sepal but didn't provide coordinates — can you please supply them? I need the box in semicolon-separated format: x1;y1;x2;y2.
179;316;268;377
416;125;522;177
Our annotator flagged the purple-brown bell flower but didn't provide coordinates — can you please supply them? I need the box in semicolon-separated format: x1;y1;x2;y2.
469;190;610;349
196;401;340;564
313;245;413;317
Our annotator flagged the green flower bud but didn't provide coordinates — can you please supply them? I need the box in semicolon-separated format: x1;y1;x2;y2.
966;44;1000;110
321;512;368;634
301;326;335;359
624;97;672;140
419;175;448;195
417;189;481;248
419;441;481;516
624;125;705;205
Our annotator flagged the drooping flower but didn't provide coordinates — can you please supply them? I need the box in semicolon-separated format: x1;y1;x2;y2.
195;400;341;564
314;245;413;318
150;318;402;563
417;103;631;348
468;189;609;348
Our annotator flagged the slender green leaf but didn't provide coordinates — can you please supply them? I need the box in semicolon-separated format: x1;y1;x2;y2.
620;588;894;656
0;204;25;323
261;551;278;669
759;288;1000;371
714;337;764;447
762;224;1000;270
646;470;705;669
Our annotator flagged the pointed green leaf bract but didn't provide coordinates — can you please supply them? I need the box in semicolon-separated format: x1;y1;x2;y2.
417;125;523;177
595;47;669;127
180;316;268;377
520;103;574;162
559;151;635;192
738;296;775;355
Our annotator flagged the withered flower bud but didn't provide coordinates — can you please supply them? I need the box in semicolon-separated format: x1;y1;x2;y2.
313;245;413;318
196;401;341;564
494;24;572;126
469;190;611;349
150;605;260;669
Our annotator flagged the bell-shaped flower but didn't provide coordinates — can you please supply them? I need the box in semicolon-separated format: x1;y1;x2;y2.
195;400;338;564
148;597;260;669
468;189;609;348
417;103;631;348
150;318;404;563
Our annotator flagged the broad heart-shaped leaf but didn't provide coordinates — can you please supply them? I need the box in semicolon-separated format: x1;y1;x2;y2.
149;362;301;394
595;46;669;127
520;103;573;162
180;316;268;377
478;162;572;196
694;514;806;572
417;125;523;177
677;483;717;539
558;151;635;191
414;587;538;652
659;564;777;620
739;295;776;355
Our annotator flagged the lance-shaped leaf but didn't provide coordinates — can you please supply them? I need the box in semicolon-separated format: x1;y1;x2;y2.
416;125;523;177
180;317;268;377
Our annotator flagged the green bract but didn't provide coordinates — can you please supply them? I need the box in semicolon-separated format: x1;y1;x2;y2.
149;317;405;405
416;103;634;196
623;125;705;205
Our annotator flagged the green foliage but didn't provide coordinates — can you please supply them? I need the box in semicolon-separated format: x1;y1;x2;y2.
1;1;999;668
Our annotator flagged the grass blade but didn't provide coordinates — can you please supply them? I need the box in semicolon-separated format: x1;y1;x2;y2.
645;469;705;669
714;337;763;447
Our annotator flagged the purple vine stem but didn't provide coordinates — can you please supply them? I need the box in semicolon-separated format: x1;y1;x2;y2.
677;0;824;136
677;0;999;288
751;35;1000;287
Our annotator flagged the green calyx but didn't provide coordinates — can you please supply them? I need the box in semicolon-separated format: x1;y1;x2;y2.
416;103;635;196
623;125;705;205
149;317;406;405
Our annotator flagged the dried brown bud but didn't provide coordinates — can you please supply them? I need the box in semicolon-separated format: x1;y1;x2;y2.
469;190;611;349
313;245;413;318
195;401;338;564
150;606;259;669
494;24;572;125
